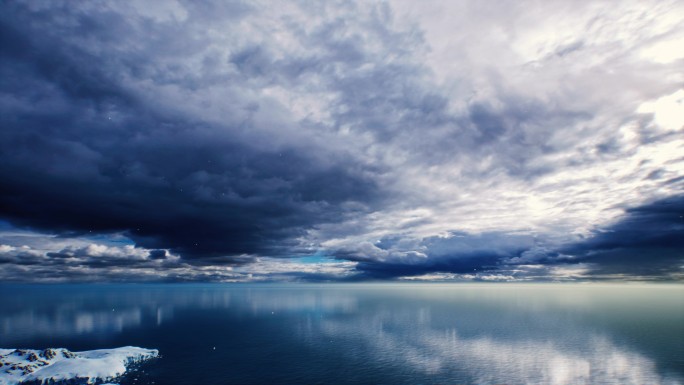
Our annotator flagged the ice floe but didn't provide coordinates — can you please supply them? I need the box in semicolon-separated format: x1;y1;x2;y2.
0;346;158;385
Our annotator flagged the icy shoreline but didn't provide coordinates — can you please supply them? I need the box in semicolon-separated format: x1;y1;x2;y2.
0;347;158;385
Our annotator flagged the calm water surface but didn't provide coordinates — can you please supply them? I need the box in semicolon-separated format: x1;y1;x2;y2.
1;283;683;384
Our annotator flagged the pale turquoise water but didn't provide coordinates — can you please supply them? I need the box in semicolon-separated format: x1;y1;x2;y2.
1;283;683;384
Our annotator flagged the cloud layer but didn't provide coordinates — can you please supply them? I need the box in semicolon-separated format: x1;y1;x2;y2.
0;0;682;281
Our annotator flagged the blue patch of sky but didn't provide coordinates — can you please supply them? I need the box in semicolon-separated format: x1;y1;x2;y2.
293;252;337;264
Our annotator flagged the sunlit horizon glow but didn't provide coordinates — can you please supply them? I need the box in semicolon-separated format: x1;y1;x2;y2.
0;0;682;282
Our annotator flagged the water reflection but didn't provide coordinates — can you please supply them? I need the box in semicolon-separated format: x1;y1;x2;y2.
1;286;205;342
1;307;144;338
0;285;358;343
0;284;682;384
316;303;678;384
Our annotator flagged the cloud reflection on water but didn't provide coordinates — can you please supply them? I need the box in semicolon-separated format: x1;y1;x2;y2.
318;311;681;385
0;286;358;343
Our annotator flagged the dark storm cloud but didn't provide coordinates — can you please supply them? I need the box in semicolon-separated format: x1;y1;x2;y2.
352;256;500;280
1;0;509;265
561;195;684;278
0;1;389;261
148;249;168;260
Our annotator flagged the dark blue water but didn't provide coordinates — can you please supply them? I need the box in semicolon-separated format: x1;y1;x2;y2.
1;283;683;384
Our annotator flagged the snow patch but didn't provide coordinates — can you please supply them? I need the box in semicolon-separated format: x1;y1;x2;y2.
0;347;158;385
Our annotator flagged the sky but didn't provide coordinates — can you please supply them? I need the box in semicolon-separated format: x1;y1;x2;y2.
0;0;682;283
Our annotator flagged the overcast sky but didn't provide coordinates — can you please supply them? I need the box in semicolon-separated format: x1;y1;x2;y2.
1;0;682;282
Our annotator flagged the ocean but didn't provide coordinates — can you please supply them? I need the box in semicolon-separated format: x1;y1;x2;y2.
1;283;683;384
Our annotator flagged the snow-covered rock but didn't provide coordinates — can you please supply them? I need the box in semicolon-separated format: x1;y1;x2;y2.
0;346;158;385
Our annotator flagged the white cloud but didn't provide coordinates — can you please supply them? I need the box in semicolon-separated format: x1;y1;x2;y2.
399;273;518;282
234;258;358;281
306;0;684;265
638;89;684;131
